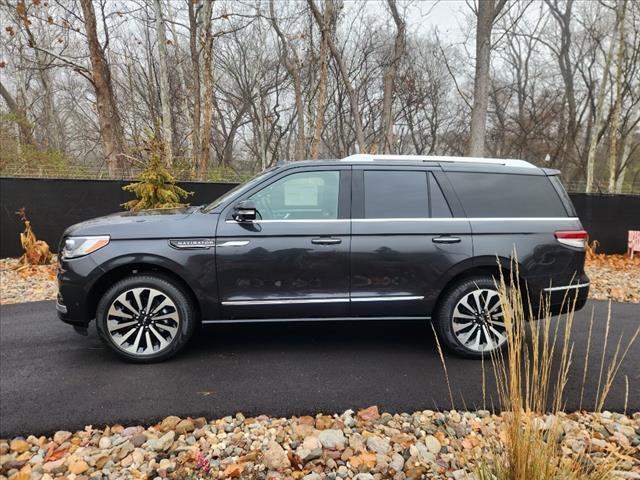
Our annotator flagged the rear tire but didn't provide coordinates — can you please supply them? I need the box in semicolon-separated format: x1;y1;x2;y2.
433;275;508;359
96;275;197;363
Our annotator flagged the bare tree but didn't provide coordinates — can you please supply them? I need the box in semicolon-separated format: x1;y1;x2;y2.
152;0;174;165
309;0;366;152
379;0;406;153
79;0;127;175
467;0;508;157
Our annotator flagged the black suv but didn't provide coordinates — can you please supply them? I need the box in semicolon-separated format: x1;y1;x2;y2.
57;155;589;362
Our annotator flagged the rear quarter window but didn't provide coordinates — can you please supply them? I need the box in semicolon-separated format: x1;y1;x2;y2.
446;172;569;217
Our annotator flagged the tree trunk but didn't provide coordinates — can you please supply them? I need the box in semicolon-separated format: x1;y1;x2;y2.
379;0;406;154
585;4;621;193
607;0;628;193
153;0;174;166
467;0;505;157
198;0;215;180
310;0;332;159
308;0;366;153
79;0;126;176
0;80;34;146
188;0;202;175
270;0;305;160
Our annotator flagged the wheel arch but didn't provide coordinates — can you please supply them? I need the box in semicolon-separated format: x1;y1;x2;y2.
88;258;202;321
432;256;526;316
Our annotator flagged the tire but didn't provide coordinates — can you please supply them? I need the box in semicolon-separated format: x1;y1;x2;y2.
96;274;197;363
433;275;508;359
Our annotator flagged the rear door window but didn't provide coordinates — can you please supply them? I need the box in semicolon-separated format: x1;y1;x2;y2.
446;172;568;217
363;170;451;218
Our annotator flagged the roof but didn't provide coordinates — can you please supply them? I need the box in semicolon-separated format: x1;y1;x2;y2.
340;154;537;169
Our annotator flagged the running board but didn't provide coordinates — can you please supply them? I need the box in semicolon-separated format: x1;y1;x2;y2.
201;316;430;325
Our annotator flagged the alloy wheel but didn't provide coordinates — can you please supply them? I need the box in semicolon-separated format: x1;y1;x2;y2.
451;288;507;353
106;287;180;356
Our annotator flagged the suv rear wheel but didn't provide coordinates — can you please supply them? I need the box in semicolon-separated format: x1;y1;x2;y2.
96;275;197;363
434;276;508;358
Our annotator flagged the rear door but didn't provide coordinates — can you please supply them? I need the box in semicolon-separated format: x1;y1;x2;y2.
350;166;473;317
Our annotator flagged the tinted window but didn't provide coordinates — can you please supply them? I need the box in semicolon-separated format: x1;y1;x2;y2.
429;174;452;218
364;171;429;218
250;170;339;220
447;172;568;217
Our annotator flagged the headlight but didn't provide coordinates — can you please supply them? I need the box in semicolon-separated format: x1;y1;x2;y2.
62;235;110;259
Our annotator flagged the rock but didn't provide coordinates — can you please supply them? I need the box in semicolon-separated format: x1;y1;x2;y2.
131;434;147;448
95;456;109;469
293;423;316;439
120;454;133;467
193;417;208;429
262;441;291;470
319;429;347;450
175;419;195;434
302;474;322;480
98;437;111;449
358;406;380;422
366;436;391;455
296;436;322;462
53;431;72;445
316;415;333;430
159;416;181;431
69;459;89;474
423;435;441;454
354;474;374;480
452;469;470;480
121;426;139;437
9;439;29;453
42;458;66;474
146;431;175;451
223;463;244;478
349;452;377;469
389;453;405;472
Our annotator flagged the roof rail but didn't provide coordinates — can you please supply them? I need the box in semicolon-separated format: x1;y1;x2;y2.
341;154;536;169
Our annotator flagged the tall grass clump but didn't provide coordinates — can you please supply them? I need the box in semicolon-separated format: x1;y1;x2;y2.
474;264;639;480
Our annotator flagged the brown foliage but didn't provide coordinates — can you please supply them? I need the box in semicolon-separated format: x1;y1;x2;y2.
15;208;52;267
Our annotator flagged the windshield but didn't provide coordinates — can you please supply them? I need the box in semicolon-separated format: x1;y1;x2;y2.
202;168;277;212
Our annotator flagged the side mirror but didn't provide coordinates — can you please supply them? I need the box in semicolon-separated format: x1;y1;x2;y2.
233;200;257;222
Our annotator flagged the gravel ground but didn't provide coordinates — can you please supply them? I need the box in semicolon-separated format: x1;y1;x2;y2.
1;408;638;480
1;257;638;305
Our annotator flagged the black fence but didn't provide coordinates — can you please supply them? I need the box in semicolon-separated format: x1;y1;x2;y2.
1;177;638;258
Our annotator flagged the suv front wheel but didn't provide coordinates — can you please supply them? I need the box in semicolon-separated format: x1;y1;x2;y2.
434;276;508;358
96;275;197;362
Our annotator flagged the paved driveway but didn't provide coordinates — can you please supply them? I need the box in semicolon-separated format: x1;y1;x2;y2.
1;299;638;437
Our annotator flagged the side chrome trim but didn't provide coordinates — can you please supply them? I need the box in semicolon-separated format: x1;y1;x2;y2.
543;282;590;292
221;295;425;306
216;241;250;247
353;217;579;222
202;316;431;324
222;297;350;306
226;217;579;224
351;295;424;302
56;301;68;314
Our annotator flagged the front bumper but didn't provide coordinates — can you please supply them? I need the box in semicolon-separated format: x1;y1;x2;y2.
56;255;102;330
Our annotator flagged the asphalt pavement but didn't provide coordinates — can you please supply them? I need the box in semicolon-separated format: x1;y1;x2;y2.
1;299;638;437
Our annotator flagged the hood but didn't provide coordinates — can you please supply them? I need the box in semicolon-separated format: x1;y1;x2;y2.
63;206;216;240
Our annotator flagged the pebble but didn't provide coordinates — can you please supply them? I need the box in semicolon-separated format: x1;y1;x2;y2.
0;409;637;479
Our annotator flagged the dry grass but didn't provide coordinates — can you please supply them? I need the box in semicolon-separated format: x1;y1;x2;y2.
471;264;639;480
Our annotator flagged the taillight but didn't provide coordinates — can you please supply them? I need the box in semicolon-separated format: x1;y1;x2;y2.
554;230;588;249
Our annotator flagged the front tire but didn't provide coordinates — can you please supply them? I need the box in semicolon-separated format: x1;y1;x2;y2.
96;275;197;363
434;276;508;359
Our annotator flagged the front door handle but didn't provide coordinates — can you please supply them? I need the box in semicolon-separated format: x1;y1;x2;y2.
312;237;342;245
433;236;461;244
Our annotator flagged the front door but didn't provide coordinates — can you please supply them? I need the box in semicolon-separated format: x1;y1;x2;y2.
216;167;351;319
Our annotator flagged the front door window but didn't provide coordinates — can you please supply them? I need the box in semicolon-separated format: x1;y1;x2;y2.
250;171;340;220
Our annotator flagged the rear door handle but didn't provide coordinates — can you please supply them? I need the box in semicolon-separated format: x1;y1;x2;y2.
433;236;461;244
312;237;342;245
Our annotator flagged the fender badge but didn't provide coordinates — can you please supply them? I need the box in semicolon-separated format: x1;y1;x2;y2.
169;238;216;249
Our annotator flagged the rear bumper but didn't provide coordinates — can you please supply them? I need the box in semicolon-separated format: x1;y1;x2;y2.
544;280;590;316
526;273;590;317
